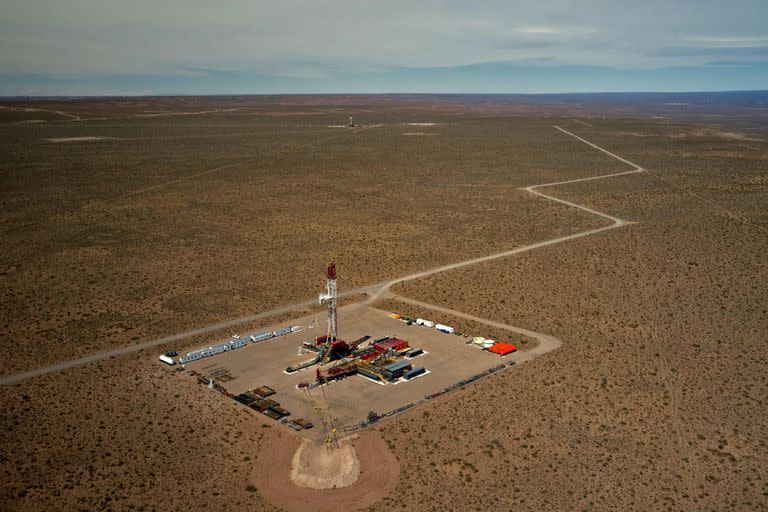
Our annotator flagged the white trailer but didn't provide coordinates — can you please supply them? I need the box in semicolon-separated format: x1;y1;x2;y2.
159;354;176;365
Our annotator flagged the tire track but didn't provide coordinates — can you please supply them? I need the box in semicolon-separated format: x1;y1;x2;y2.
640;249;701;500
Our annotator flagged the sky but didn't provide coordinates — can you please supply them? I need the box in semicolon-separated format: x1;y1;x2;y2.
0;0;767;96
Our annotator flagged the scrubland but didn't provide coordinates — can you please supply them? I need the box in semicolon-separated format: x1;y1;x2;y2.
1;96;766;511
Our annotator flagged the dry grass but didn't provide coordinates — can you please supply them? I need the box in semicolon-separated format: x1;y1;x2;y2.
0;356;281;511
1;107;611;374
1;97;766;511
386;132;768;510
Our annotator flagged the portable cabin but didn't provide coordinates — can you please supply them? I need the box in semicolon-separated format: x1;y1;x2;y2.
406;347;424;358
353;346;378;360
404;366;426;380
381;360;413;381
373;338;409;353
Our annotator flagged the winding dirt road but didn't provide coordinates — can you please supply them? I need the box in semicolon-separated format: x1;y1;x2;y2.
0;125;646;386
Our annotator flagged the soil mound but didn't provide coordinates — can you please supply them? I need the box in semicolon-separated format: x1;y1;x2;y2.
255;430;399;512
290;437;361;489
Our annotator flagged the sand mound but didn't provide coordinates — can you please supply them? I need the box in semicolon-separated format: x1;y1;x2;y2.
254;429;399;512
290;437;360;489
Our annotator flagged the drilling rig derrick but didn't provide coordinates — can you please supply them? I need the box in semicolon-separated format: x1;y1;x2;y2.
318;262;338;342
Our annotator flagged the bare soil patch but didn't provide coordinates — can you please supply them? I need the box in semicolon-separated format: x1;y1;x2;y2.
669;127;762;141
255;429;398;512
43;136;125;142
183;306;520;437
290;437;360;489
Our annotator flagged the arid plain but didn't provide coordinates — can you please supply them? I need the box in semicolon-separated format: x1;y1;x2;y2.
1;96;766;511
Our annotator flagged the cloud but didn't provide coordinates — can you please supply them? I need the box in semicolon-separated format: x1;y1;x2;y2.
3;59;768;96
651;46;768;58
1;0;768;93
492;39;559;50
679;36;768;46
518;26;560;35
704;59;768;67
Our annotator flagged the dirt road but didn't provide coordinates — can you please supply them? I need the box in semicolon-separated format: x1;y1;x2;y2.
0;125;646;386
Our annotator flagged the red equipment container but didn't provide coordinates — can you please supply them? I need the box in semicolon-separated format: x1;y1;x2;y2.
373;338;409;353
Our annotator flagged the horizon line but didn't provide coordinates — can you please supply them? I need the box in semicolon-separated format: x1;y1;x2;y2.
1;89;767;100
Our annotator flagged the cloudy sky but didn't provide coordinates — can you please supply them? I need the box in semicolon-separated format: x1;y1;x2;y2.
1;0;766;95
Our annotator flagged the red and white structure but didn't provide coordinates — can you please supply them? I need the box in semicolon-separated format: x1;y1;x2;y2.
318;262;338;342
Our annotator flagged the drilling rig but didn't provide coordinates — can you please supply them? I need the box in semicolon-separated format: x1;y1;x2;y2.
286;263;374;374
318;262;338;342
285;262;348;373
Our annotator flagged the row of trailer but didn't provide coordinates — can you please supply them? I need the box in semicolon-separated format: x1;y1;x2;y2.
390;313;455;334
392;312;518;356
159;325;302;365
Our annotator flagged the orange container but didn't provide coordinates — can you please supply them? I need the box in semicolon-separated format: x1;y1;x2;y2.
488;343;517;356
